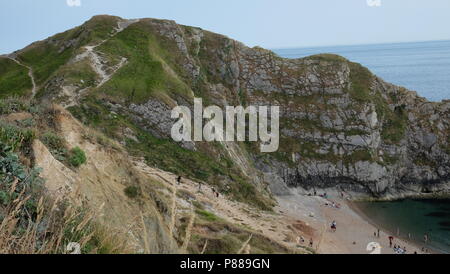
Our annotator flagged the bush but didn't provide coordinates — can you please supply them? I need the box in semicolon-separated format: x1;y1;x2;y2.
0;122;35;152
41;132;68;161
69;147;87;167
124;186;139;198
0;97;30;115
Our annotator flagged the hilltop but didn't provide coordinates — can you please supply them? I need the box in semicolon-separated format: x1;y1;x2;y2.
0;15;448;253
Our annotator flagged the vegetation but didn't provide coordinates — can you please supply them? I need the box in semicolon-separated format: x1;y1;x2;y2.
0;97;35;115
68;147;87;167
17;16;120;89
0;122;35;154
347;62;373;102
0;138;128;254
40;131;68;162
124;186;139;198
68;98;273;210
95;22;192;104
183;210;297;254
0;58;33;98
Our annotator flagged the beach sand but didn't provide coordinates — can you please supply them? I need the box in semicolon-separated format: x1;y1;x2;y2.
276;193;428;254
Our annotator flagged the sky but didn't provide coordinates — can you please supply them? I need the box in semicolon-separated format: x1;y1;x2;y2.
1;0;450;54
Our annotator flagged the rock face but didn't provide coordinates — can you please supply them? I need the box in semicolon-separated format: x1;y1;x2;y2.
2;15;449;201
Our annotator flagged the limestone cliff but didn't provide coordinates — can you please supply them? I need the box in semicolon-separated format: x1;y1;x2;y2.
1;15;449;205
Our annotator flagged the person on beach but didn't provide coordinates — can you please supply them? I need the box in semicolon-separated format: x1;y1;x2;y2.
389;236;394;248
424;233;429;243
331;221;337;232
309;238;314;248
377;229;380;238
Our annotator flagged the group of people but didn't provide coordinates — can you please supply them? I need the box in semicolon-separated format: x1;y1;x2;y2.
393;245;407;254
388;234;433;254
324;201;341;209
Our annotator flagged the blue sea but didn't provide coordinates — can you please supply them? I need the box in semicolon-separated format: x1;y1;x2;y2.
274;40;450;102
356;200;450;254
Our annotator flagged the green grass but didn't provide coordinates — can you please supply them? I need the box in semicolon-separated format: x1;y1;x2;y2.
95;22;192;104
18;42;75;87
0;58;33;98
16;15;120;92
56;59;97;89
195;209;220;222
347;62;373;102
304;53;348;63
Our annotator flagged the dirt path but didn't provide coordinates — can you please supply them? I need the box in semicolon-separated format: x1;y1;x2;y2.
81;18;140;87
64;19;140;107
7;57;37;97
132;161;311;253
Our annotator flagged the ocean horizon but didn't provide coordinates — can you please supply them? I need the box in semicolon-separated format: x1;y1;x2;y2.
273;40;450;102
275;40;450;254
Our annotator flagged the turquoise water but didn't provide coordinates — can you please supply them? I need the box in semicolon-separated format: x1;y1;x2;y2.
274;40;450;102
356;199;450;254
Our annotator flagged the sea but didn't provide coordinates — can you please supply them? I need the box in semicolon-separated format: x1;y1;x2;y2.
273;40;450;102
274;40;450;253
356;199;450;254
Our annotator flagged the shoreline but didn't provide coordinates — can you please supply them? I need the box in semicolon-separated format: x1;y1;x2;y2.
276;193;430;254
349;200;445;254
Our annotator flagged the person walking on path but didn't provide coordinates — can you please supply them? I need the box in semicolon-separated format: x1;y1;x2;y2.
177;176;182;185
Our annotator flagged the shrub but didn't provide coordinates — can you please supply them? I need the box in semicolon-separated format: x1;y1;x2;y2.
124;186;139;198
0;141;129;254
0;97;30;115
40;132;68;161
69;147;87;167
0;122;35;152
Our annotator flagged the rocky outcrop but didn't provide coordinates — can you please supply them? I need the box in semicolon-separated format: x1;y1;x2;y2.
4;15;448;201
152;20;450;200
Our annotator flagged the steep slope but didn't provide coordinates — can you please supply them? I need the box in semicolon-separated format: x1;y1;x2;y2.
1;101;308;253
1;14;449;208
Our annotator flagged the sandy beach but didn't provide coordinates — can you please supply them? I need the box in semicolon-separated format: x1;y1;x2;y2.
276;193;429;254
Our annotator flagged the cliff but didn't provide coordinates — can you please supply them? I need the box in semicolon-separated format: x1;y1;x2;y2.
1;15;449;224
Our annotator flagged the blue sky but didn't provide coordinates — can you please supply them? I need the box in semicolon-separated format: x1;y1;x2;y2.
1;0;450;54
